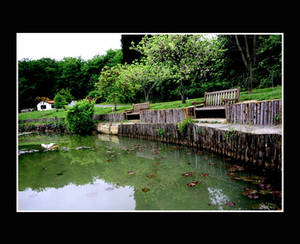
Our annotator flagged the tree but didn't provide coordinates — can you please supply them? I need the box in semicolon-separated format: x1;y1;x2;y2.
56;57;85;99
96;64;139;111
121;35;146;64
132;35;225;103
234;35;257;93
120;61;170;102
18;58;59;109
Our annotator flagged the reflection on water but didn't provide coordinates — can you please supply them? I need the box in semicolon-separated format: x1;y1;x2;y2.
18;133;282;211
208;187;230;210
19;178;135;211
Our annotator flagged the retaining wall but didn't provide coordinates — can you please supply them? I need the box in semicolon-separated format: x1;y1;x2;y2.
117;123;282;170
226;99;282;125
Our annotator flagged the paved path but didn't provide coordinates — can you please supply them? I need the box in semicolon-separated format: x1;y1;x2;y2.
196;123;282;135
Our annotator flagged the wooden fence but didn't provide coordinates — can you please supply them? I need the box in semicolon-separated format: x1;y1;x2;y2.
93;99;283;126
226;99;282;125
93;113;125;122
140;108;194;123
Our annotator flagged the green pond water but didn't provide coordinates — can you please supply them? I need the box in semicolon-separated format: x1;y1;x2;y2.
18;133;282;211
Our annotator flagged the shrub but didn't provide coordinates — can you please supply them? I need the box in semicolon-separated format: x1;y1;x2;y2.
54;93;68;109
177;117;195;134
65;99;95;134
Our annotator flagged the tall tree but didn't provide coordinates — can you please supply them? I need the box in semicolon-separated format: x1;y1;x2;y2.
96;65;138;111
133;34;225;103
121;35;146;64
234;35;257;93
120;61;170;102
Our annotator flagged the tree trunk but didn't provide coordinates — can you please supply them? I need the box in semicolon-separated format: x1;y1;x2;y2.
244;35;252;94
113;103;117;112
144;89;149;102
248;64;253;94
180;81;186;104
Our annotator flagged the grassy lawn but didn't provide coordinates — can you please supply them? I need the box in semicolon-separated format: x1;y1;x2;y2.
18;86;282;121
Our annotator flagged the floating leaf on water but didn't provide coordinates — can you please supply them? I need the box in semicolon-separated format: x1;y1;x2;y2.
258;183;272;190
147;174;157;178
56;172;64;176
227;172;236;177
203;157;209;160
197;151;203;155
242;188;259;199
208;162;217;166
230;176;242;181
200;173;209;177
181;172;196;177
247;194;259;199
229;165;244;172
239;176;254;182
128;171;136;175
272;190;282;198
258;189;273;195
225;201;236;207
187;180;200;187
142;187;150;192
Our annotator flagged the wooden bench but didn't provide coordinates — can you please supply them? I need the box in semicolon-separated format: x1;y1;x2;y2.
194;87;240;115
125;102;150;120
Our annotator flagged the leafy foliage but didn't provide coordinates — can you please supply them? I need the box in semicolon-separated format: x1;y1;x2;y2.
18;34;282;110
177;117;195;134
132;34;226;103
54;89;73;109
54;93;68;109
95;64;139;110
65;99;95;134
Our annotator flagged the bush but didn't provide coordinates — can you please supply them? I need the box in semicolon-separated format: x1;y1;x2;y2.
54;93;68;109
65;99;95;134
177;117;195;134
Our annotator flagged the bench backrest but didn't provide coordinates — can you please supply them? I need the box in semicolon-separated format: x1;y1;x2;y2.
204;87;240;107
132;102;150;112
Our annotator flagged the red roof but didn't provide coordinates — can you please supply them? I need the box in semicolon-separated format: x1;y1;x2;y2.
40;100;54;104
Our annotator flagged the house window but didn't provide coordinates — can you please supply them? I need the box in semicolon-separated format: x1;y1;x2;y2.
41;105;46;109
51;104;54;108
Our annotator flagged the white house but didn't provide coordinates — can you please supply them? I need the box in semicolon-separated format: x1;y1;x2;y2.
37;101;55;111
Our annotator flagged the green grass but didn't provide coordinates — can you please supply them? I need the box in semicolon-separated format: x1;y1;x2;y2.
18;109;66;120
18;86;282;121
239;86;282;101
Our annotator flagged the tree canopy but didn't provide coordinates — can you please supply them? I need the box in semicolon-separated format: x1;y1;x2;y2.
18;34;282;110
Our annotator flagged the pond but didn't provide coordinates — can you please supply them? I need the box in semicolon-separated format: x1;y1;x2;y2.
17;133;282;211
